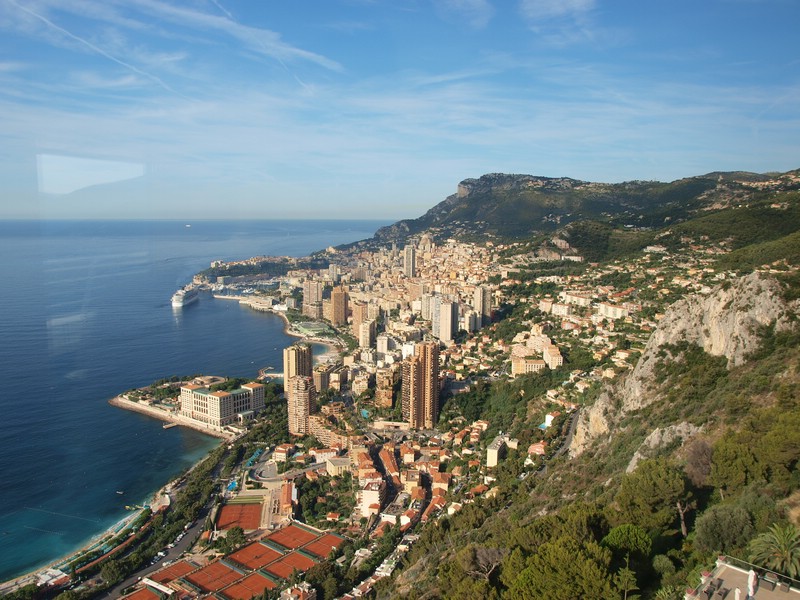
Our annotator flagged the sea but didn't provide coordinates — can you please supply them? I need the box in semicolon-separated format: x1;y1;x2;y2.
0;219;388;583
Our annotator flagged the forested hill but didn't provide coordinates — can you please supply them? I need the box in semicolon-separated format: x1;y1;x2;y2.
366;169;800;245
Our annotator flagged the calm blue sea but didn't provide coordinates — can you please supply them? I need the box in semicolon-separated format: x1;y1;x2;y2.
0;219;387;582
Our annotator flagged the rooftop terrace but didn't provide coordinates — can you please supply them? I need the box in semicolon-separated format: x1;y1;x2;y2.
686;556;800;600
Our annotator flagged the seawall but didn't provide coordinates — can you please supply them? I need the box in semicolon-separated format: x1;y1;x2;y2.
108;396;234;441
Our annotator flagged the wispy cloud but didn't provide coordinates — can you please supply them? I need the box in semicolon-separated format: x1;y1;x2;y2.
519;0;594;21
126;0;343;71
0;1;796;219
2;0;343;81
3;0;185;96
518;0;598;45
0;60;27;72
322;20;374;34
207;0;235;21
435;0;495;29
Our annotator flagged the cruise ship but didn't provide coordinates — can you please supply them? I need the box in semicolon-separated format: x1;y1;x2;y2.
171;286;199;308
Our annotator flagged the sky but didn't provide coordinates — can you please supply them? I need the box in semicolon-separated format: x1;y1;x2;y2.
1;0;798;220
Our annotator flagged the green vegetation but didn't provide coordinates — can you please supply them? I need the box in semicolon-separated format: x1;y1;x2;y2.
210;377;250;392
295;472;355;527
565;220;655;263
717;230;800;272
748;524;800;578
382;273;800;598
215;526;246;555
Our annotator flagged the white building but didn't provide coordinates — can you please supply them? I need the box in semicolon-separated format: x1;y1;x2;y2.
180;381;265;429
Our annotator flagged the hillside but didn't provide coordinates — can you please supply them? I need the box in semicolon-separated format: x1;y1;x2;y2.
381;272;800;600
366;169;800;249
348;169;800;600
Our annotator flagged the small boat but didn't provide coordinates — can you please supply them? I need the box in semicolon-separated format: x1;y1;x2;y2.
116;491;124;495
163;422;178;429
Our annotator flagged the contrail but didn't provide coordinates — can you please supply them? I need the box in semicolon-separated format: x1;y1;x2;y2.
6;0;190;99
204;0;314;92
210;0;235;21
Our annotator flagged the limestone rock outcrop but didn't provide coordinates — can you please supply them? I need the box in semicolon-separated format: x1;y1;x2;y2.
625;422;703;473
570;272;797;457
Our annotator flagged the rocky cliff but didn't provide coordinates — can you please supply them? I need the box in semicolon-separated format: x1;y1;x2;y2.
570;272;798;457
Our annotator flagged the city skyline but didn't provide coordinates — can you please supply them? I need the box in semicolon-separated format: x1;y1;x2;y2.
1;0;798;220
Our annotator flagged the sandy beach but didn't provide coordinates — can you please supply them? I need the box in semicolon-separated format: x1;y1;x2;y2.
0;437;221;594
0;485;160;594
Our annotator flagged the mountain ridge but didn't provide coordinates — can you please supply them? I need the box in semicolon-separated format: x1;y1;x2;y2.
367;168;800;246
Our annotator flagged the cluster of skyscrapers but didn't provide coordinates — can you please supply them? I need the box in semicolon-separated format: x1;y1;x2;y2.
274;235;496;436
282;338;440;437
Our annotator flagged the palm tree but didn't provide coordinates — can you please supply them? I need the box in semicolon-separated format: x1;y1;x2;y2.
749;523;800;578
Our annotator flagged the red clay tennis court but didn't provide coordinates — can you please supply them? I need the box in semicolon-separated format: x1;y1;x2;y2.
302;532;345;559
216;502;262;530
263;551;317;580
264;523;318;549
228;541;283;570
219;572;277;600
184;560;243;593
122;588;160;600
149;559;196;584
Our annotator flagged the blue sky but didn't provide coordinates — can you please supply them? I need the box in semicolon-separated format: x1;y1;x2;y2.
1;0;798;220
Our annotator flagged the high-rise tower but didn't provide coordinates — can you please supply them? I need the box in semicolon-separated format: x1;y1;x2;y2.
283;343;312;394
474;286;493;327
287;375;316;435
401;341;440;430
438;300;458;343
403;245;416;278
330;286;349;327
302;280;324;319
351;300;369;338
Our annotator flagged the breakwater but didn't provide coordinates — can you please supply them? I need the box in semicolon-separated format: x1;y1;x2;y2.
108;396;235;441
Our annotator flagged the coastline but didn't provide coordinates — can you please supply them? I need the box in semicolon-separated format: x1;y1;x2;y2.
0;433;219;593
213;294;342;363
1;400;224;592
108;395;235;441
0;221;375;592
1;472;167;593
275;311;342;364
2;296;343;591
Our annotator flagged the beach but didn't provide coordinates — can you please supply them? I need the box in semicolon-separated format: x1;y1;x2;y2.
0;477;171;595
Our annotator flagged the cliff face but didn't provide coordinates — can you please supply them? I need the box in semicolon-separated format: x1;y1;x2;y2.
570;272;797;457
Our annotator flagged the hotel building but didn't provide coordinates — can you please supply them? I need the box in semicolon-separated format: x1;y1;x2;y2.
179;381;265;429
